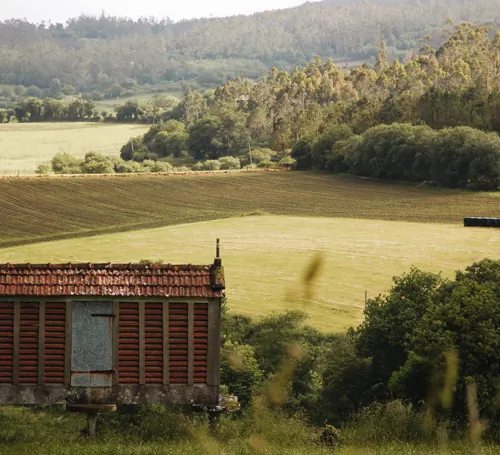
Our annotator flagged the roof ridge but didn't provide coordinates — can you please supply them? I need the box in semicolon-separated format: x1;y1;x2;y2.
0;263;211;270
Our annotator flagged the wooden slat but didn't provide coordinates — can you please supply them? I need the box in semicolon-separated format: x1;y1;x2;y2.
145;302;163;384
13;300;20;385
0;302;14;384
207;300;221;386
168;302;188;384
44;303;66;383
188;302;194;386
112;301;119;386
19;302;39;384
193;303;209;384
64;300;72;386
118;302;139;383
139;301;145;385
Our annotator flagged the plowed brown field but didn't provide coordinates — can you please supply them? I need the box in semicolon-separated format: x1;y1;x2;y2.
0;171;498;247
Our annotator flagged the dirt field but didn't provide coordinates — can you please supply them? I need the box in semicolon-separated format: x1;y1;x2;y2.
0;172;498;247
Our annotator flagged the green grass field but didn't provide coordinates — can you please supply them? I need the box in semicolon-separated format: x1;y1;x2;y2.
2;215;498;331
0;123;149;174
1;172;500;247
0;405;495;455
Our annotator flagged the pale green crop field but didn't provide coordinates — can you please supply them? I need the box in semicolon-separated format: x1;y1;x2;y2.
95;90;183;110
0;122;148;174
1;215;498;332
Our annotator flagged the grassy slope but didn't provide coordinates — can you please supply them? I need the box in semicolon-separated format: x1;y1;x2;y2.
1;172;500;247
0;123;148;174
2;215;498;331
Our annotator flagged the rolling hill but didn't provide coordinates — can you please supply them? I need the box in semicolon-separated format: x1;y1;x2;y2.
0;0;498;90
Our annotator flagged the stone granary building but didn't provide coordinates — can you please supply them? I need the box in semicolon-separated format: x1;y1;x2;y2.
0;255;225;409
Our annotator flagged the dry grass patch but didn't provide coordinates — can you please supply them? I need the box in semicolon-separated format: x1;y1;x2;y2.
0;122;148;174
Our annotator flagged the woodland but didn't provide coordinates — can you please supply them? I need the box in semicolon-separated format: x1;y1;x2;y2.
25;22;500;190
0;0;499;91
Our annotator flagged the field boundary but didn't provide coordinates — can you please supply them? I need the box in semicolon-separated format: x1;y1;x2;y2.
0;168;290;180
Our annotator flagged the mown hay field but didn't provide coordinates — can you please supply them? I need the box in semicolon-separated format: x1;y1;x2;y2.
2;215;498;331
0;123;148;174
0;172;499;247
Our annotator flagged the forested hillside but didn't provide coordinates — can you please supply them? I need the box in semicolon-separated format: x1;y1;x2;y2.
0;0;498;91
107;22;500;190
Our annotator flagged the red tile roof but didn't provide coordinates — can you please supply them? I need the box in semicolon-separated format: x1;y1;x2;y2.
0;263;225;298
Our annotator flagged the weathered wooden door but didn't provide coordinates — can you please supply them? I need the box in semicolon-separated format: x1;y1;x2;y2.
71;302;114;387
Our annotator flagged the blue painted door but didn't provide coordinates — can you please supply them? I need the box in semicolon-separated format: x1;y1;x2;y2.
71;302;114;387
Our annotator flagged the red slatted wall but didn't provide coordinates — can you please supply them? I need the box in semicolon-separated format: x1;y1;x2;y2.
0;300;213;387
145;303;163;384
0;303;14;384
118;302;140;383
19;303;39;384
44;302;66;384
169;303;188;384
193;303;208;384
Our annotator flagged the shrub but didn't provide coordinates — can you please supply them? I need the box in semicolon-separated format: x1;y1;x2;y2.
291;137;315;169
320;424;343;449
323;123;500;190
115;161;142;173
257;159;273;168
311;125;353;170
150;161;174;172
204;160;222;171
173;166;191;172
279;156;296;166
51;152;82;174
221;341;264;407
81;152;115;174
35;164;51;175
219;156;241;170
344;401;427;445
120;136;145;161
250;148;275;165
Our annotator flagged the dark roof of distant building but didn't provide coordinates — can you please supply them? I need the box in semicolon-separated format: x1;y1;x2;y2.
0;262;225;298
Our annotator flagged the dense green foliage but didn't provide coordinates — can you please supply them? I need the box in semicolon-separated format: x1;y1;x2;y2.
0;0;498;91
44;152;178;175
0;95;180;124
220;259;500;441
294;123;500;189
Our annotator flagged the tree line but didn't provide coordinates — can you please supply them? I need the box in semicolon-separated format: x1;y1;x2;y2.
0;0;498;90
112;23;500;189
0;95;180;123
292;123;500;190
220;258;500;442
